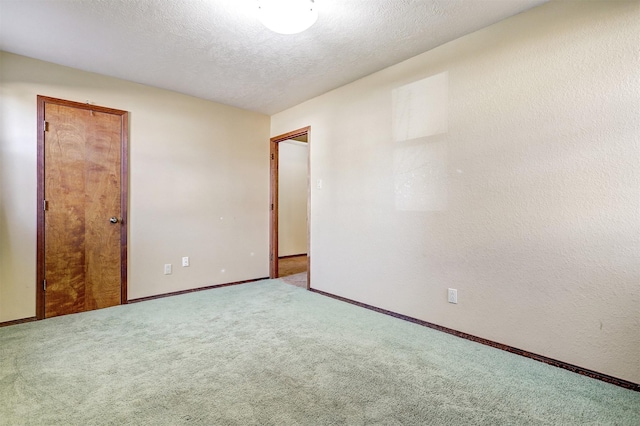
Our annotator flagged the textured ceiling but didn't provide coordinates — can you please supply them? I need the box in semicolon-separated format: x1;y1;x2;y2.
0;0;546;115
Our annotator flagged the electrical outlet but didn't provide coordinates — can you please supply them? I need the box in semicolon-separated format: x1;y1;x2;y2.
164;264;172;275
448;288;458;304
182;257;189;267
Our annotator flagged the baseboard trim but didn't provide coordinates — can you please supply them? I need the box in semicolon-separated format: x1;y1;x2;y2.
0;316;37;328
309;288;639;392
278;253;307;259
128;277;269;304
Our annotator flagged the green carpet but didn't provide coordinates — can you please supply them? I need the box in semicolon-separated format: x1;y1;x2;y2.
1;280;638;425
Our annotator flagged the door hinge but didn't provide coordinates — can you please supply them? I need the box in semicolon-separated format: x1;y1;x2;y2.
270;253;273;261
271;203;274;211
43;200;48;211
271;153;274;160
43;121;49;132
43;279;47;291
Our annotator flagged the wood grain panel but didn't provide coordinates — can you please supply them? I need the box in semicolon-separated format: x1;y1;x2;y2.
44;104;88;317
42;100;124;318
84;110;122;310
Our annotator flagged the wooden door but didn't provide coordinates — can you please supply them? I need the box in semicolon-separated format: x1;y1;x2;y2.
37;96;128;319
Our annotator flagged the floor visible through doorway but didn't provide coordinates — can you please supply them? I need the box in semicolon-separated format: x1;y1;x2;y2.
279;255;307;289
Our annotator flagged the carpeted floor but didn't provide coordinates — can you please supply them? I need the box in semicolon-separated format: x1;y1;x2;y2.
1;280;639;425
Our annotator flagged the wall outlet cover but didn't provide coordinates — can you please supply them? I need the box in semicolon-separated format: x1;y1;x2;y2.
448;288;458;304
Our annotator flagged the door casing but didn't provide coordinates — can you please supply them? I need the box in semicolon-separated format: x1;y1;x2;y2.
36;95;129;319
270;126;311;288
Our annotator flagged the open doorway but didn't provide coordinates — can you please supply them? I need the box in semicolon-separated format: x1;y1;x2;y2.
270;127;310;289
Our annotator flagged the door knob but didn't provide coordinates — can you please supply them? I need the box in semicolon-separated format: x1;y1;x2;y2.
110;217;119;224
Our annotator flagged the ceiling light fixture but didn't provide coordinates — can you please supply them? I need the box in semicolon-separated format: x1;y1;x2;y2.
258;0;318;35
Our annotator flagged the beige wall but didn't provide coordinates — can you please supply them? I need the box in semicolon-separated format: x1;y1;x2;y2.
0;52;270;321
278;140;308;256
271;1;640;383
